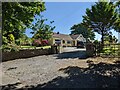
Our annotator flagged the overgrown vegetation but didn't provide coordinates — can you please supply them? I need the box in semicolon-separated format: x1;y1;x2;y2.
2;2;56;52
1;2;55;52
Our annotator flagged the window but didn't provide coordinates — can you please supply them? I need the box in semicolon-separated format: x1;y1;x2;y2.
77;41;84;46
67;41;71;44
55;39;61;44
63;40;65;43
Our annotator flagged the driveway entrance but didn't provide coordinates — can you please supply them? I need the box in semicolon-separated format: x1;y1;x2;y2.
57;47;87;59
62;47;86;52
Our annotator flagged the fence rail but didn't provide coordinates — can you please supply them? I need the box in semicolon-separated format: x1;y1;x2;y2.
94;43;120;58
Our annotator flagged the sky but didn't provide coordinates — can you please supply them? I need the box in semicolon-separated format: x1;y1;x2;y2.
25;2;119;41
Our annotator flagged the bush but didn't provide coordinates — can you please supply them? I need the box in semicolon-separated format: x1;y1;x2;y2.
15;39;21;45
32;39;41;47
2;36;8;45
41;40;49;46
102;46;117;56
2;44;19;52
32;39;49;46
8;34;15;43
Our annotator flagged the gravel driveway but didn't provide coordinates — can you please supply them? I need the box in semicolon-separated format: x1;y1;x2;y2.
1;47;120;89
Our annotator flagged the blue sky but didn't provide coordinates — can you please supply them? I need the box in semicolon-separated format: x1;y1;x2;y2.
25;2;118;41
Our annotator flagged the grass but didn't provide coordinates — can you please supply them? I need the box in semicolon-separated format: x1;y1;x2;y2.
20;46;51;49
100;45;119;57
103;44;119;50
103;47;119;50
36;46;51;49
20;46;36;49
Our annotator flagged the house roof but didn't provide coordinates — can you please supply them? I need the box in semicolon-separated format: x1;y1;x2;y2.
53;33;73;41
53;32;86;42
70;34;80;39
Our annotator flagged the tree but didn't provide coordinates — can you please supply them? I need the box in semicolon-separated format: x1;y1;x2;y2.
113;1;120;32
82;1;118;46
115;1;120;14
0;2;1;30
93;40;99;44
70;23;95;40
112;36;118;43
15;34;32;45
2;2;45;44
102;31;118;44
31;16;55;41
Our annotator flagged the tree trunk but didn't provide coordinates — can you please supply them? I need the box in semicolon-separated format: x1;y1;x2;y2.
40;38;42;46
101;31;104;46
101;30;104;50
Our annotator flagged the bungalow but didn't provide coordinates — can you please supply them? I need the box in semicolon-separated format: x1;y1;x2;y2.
49;32;86;47
70;34;86;46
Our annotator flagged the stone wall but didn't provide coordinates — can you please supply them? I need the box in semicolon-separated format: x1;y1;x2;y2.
86;43;95;57
2;46;58;62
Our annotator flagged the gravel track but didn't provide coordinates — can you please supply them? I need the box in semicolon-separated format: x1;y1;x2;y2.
1;47;120;89
2;53;88;86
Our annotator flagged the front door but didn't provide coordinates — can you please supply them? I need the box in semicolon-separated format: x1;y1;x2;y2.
73;41;75;46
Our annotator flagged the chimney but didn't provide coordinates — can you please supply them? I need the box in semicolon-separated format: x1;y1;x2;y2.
57;32;59;34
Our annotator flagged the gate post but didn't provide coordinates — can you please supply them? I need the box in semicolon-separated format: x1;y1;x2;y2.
57;44;63;53
51;45;58;54
86;43;95;57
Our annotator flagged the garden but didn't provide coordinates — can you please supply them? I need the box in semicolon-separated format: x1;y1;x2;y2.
1;1;120;89
1;1;120;56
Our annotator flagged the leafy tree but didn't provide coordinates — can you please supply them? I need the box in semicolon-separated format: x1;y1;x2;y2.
93;40;99;44
15;34;31;45
0;2;1;29
112;36;118;43
104;34;112;44
0;2;2;47
31;16;55;41
82;1;118;46
113;1;120;32
2;2;45;44
103;31;118;44
70;23;95;40
115;1;120;13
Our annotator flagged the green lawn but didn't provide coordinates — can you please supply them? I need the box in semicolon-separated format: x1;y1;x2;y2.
20;46;51;49
20;46;35;49
103;47;119;50
100;44;119;56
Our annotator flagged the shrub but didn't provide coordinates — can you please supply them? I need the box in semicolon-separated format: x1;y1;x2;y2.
42;40;49;46
102;46;117;56
2;44;19;52
2;36;8;45
15;39;21;45
32;39;41;47
8;34;15;43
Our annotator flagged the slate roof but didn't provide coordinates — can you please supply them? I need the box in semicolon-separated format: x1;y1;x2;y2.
53;32;86;42
53;33;73;41
70;34;80;40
